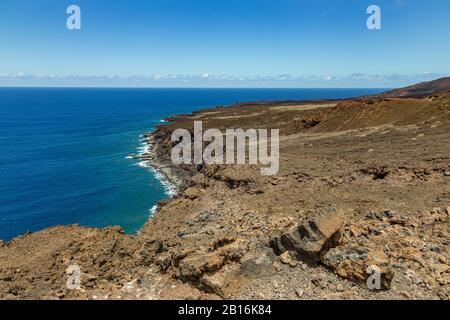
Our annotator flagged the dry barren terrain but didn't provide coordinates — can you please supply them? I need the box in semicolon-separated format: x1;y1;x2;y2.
1;84;449;300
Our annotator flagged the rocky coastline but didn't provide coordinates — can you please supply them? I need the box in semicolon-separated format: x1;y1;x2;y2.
0;80;449;300
136;134;184;197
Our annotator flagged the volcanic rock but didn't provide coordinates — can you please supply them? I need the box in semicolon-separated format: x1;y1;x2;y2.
272;208;345;264
322;245;394;290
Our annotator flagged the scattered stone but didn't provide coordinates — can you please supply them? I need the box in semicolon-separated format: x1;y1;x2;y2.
295;289;304;298
272;207;345;264
56;292;65;299
240;253;276;278
272;261;282;272
366;209;395;220
279;251;297;268
185;219;194;227
84;274;98;288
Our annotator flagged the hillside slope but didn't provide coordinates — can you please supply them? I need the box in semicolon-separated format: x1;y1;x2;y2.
368;77;450;98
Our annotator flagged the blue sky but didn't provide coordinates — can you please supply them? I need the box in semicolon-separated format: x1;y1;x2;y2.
0;0;449;87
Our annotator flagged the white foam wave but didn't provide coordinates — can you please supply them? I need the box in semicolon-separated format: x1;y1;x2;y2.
132;128;178;198
137;144;150;155
149;166;178;197
149;205;158;217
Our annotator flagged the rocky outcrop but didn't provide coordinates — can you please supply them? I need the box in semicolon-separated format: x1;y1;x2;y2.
323;246;394;290
271;207;345;265
173;239;244;298
200;263;241;297
270;208;398;290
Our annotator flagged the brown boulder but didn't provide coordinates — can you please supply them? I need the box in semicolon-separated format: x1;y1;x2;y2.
183;187;203;200
188;174;210;187
177;252;225;281
133;239;163;266
278;251;298;268
272;208;345;264
239;252;276;278
154;252;173;271
322;245;394;290
201;264;241;297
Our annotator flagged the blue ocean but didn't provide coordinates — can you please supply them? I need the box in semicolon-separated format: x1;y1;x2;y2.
0;88;384;241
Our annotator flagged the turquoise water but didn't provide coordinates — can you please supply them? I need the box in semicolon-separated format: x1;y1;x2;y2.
0;88;385;241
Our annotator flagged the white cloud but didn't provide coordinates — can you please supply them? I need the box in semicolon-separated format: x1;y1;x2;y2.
0;73;447;88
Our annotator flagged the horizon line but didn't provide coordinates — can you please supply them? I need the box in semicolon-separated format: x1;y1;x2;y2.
0;86;392;90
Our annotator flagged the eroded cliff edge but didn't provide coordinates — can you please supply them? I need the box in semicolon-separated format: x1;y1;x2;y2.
1;89;449;300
